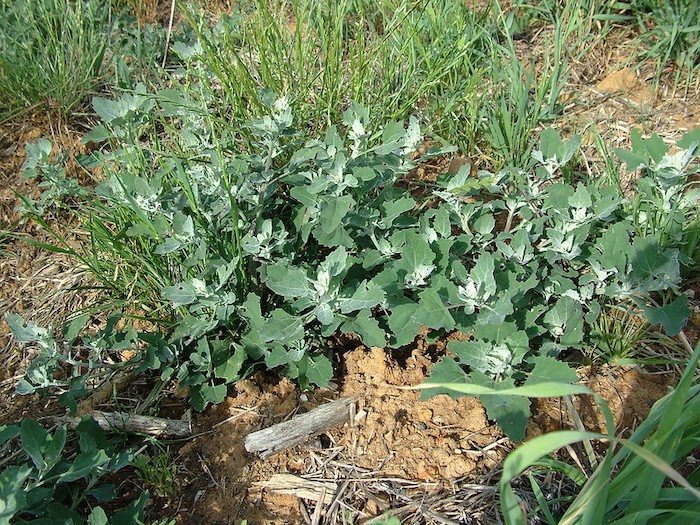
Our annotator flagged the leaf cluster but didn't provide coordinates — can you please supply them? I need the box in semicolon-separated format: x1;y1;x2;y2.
0;417;146;524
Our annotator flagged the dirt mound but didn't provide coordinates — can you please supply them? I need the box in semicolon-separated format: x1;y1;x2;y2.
165;341;676;525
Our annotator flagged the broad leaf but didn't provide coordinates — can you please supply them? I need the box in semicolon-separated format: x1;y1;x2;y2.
471;253;497;298
640;295;690;336
305;354;333;386
6;314;47;343
319;195;355;234
20;419;50;472
88;507;109;525
471;373;531;441
0;425;19;446
417;288;455;331
260;309;304;344
0;465;32;523
341;311;387;348
162;282;198;307
397;231;435;287
543;296;584;347
339;281;385;313
524;356;579;386
190;383;228;412
266;264;313;298
59;449;110;482
388;301;422;347
420;357;469;400
380;197;416;228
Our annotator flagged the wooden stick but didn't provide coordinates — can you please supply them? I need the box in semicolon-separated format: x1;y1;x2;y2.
253;474;338;505
245;396;356;458
61;410;191;438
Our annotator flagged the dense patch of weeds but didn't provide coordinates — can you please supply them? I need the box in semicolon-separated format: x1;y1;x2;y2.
0;417;146;523
0;0;110;119
12;89;699;440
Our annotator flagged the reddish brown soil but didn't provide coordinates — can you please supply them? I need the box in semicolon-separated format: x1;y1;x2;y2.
157;342;678;525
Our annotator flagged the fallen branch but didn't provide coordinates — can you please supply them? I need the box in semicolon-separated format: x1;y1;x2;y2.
252;474;338;505
77;371;135;414
61;410;191;438
245;396;356;458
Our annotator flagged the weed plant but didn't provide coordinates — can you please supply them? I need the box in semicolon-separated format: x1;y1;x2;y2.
14;87;699;437
0;0;110;119
178;0;494;159
621;0;699;88
0;417;146;523
498;336;700;524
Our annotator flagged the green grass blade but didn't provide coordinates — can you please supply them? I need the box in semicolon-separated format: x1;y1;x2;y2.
419;382;593;398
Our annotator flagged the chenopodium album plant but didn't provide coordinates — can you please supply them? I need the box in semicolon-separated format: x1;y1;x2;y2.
0;417;146;524
14;85;698;437
64;88;435;410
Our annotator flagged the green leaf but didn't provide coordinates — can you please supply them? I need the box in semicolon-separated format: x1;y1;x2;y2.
471;253;497;298
639;132;668;163
677;127;700;149
42;426;67;474
388;301;421;347
265;345;296;368
471;373;530;441
524;356;579;386
433;206;451;237
379;197;416;228
0;425;19;445
477;295;514;326
417;288;455;331
111;491;148;525
321;246;348;277
81;125;110;144
0;465;32;523
500;430;605;484
569;183;592;209
314;303;335;325
420;357;469;400
87;484;116;502
595;222;632;271
473;213;495;235
640;295;690;336
341;310;387;348
624;238;681;293
63;315;89;344
481;393;531;441
20;419;50;472
543;296;584;347
88;507;109;525
397;232;435;287
339;281;385;313
305;354;333;387
162;282;198;307
214;344;246;382
5;313;47;343
59;449;110;482
448;340;495;374
190;383;228;412
539;127;563;160
261;309;304;344
320;195;355;234
266;264;313;298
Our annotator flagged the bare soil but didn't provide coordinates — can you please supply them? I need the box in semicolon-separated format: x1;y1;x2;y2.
151;340;676;525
